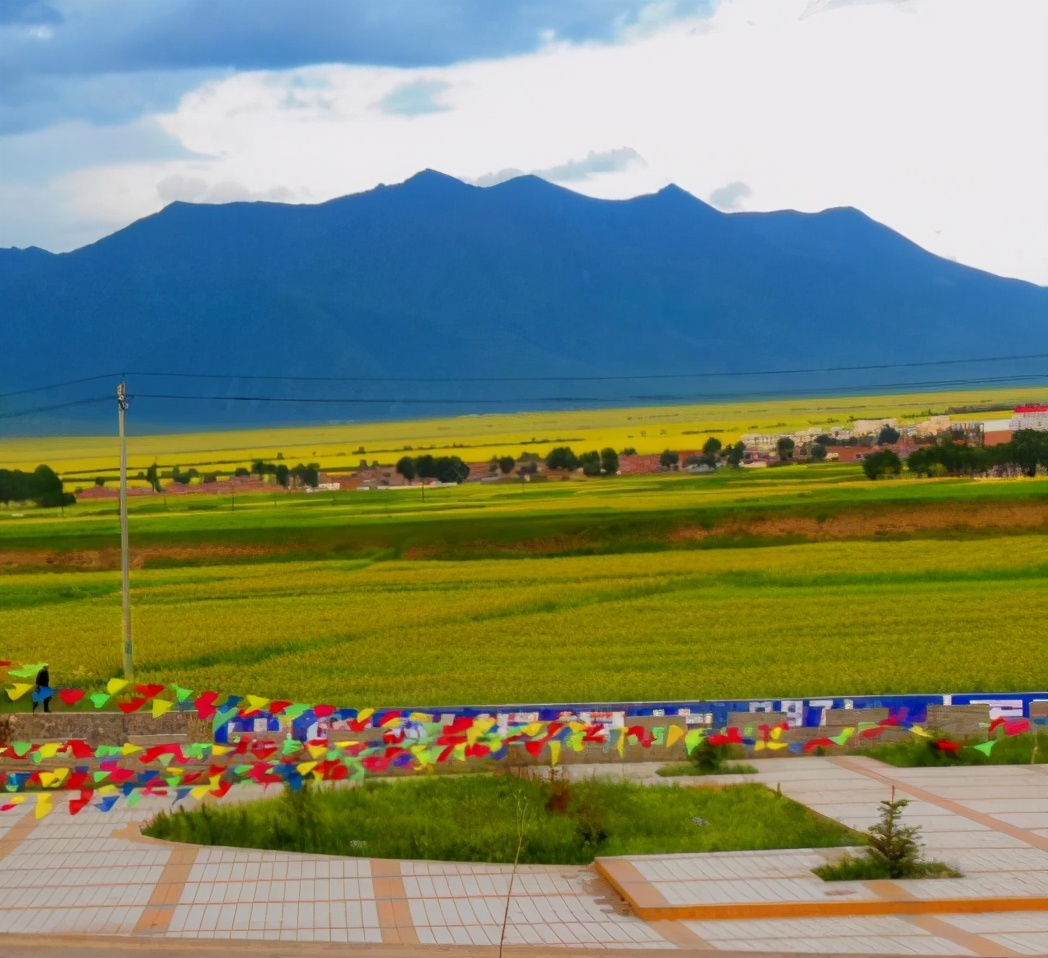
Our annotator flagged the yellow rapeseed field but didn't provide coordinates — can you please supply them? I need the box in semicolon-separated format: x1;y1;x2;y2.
3;536;1045;705
2;385;1043;483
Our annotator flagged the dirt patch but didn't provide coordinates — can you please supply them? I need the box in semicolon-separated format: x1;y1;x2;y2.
4;499;1046;571
0;542;290;572
669;499;1048;543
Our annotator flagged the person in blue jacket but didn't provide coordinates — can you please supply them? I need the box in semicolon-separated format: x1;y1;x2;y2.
32;664;51;713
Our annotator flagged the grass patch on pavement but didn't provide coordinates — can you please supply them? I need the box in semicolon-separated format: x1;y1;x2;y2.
863;732;1048;768
143;776;861;865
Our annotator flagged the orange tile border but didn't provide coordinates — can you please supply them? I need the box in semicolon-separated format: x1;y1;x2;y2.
830;756;1048;852
133;844;199;935
593;858;1048;921
907;914;1024;958
370;859;419;946
0;804;39;862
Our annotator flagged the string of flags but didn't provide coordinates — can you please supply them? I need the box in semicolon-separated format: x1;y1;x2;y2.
1;659;1041;820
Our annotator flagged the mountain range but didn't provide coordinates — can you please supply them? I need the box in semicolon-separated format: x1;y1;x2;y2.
1;170;1045;430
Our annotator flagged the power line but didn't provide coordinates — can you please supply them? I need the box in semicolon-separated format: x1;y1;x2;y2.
125;353;1048;385
0;396;111;421
129;373;1044;408
0;373;120;400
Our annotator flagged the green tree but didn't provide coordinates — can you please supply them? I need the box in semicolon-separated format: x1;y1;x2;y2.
726;441;746;467
94;476;107;487
776;437;795;461
292;463;319;488
659;450;679;470
498;456;516;475
877;425;901;445
862;449;902;480
234;467;250;477
145;461;162;492
1011;429;1048;477
810;443;827;461
274;463;290;488
600;447;619;476
396;456;417;481
545;447;580;471
579;451;601;476
31;465;74;508
866;795;923;879
702;437;722;457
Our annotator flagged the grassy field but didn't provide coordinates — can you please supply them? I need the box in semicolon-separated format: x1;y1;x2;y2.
3;406;1046;708
2;531;1045;705
2;385;1042;484
143;778;862;864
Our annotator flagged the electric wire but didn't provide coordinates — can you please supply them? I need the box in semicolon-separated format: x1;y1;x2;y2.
128;373;1044;409
124;353;1048;385
0;373;121;400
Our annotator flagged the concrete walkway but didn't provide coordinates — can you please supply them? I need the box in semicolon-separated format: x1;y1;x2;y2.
1;758;1046;955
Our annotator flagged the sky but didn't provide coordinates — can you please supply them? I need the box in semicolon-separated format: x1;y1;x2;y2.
1;0;1046;285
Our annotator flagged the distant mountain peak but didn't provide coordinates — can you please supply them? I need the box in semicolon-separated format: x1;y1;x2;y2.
399;168;471;191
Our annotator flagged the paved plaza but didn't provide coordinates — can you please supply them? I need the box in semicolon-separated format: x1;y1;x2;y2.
1;757;1046;956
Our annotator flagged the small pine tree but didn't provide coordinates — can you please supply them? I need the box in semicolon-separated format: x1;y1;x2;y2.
866;789;923;878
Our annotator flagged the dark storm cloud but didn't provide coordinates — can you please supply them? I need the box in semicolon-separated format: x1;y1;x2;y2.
0;0;712;131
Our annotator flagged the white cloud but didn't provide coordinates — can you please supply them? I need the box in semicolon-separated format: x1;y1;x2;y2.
9;0;1048;284
708;180;752;211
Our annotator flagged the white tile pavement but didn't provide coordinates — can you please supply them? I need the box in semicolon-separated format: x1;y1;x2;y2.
0;757;1045;954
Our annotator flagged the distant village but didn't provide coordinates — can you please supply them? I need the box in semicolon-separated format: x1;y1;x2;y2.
73;403;1048;500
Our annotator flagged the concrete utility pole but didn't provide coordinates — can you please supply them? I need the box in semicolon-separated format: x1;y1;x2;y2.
117;380;133;679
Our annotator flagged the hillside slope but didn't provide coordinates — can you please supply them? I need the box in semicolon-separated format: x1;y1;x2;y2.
1;170;1045;427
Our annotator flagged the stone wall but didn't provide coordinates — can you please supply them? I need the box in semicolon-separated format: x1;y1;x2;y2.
1;710;202;747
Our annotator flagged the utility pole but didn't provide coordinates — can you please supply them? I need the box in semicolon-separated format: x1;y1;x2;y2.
117;381;133;679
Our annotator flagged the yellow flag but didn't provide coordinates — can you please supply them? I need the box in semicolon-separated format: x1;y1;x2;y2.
408;712;433;723
245;695;270;712
523;721;543;737
121;743;142;756
211;745;232;756
39;743;61;759
548;741;562;766
39;768;68;788
910;725;934;739
151;699;174;719
2;795;26;807
666;726;685;748
356;707;374;723
617;728;626;757
35;794;52;819
410;745;432;766
191;785;211;801
5;683;34;701
307;744;327;760
107;678;129;696
296;761;318;776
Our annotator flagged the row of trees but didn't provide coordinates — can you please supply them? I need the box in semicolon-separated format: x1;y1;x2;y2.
395;454;470;484
863;431;1048;480
545;447;620;476
251;460;320;488
0;465;75;508
659;437;750;470
906;431;1048;478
